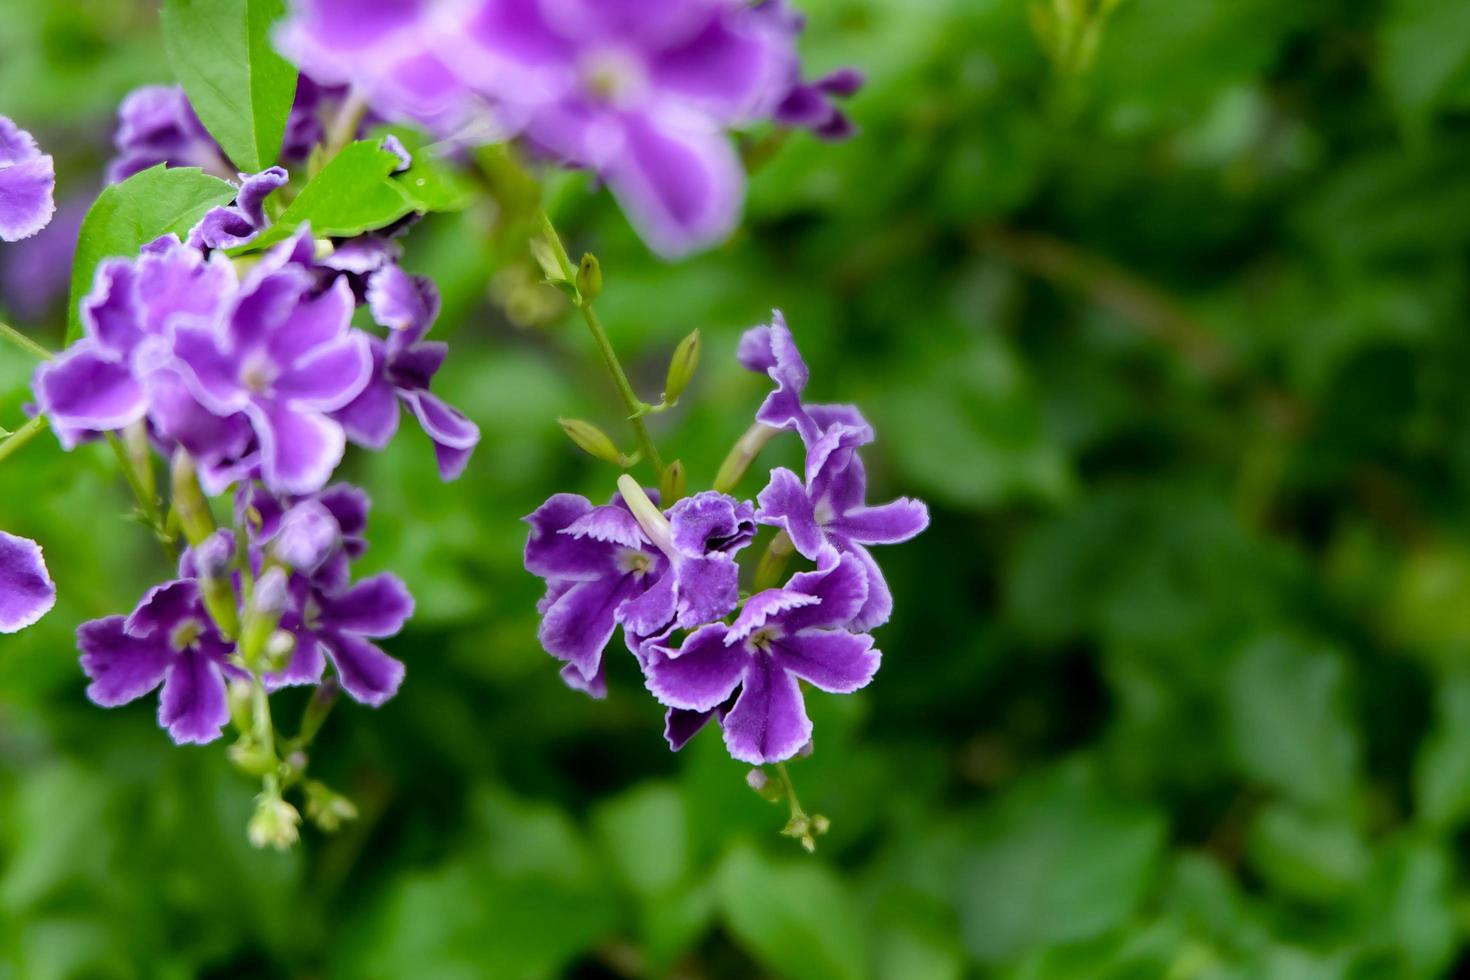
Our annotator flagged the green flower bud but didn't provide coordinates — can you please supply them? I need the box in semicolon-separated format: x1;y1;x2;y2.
304;780;360;833
576;252;603;303
247;793;301;851
558;417;628;467
660;459;687;506
663;329;700;405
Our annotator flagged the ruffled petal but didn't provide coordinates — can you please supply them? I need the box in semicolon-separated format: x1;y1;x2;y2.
645;623;747;712
721;653;811;764
0;531;55;633
158;645;231;744
754;467;827;560
248;400;346;495
78;616;172;705
524;494;618;581
32;344;148;434
771;630;879;694
317;572;415;637
321;630;405;706
829;496;930;546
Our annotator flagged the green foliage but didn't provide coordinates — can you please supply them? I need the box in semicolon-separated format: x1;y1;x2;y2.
66;165;237;340
10;0;1470;976
161;0;297;173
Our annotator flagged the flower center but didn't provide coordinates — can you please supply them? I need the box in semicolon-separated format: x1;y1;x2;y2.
813;498;836;527
580;48;647;108
748;626;783;653
618;548;655;578
240;353;278;395
170;617;205;651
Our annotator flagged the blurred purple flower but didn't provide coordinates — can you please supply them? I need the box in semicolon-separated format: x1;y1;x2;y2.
0;196;84;322
78;580;246;744
0;531;55;634
754;1;864;140
0;116;56;242
645;552;879;764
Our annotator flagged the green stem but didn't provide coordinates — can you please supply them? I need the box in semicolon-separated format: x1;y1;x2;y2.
754;531;795;593
0;415;48;465
538;209;665;478
775;762;807;825
106;431;177;564
0;320;52;361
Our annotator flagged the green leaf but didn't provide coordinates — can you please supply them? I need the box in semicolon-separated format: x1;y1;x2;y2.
373;125;475;214
1413;671;1470;829
591;782;688;899
716;844;867;980
1225;635;1359;809
67;165;237;341
1246;803;1369;903
250;140;436;249
1378;0;1470;129
161;0;297;173
954;759;1166;964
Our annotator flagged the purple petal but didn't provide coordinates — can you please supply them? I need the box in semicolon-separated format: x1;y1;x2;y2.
843;542;893;632
317;573;414;637
672;553;740;627
617;568;676;638
0;531;55;633
737;324;776;373
33;344;148;434
645;623;747;712
668;491;756;556
249;400;346;495
272;500;341;573
0;119;55;241
433;437;475;481
172;325;251;415
336;348;402;450
318;483;371;541
268;276;356;367
771;630;879;694
80;260;143;356
561;660;607;699
601;110;743;259
78;616;172;705
726;588;820;644
368;265;439;344
665;706;718;751
539;574;639;680
524;495;618;581
124;580;201;637
263;626;327;690
721;653;811;764
158;646;231;744
648;13;787;122
829;497;930;546
401;388;480;449
562;504;648;550
274;332;374;412
322;630;405;706
754;467;826;560
781;551;869;632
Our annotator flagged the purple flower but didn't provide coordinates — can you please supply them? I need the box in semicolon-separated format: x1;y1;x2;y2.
277;0;483;132
78;580;245;744
737;310;873;448
756;425;928;631
272;571;413;706
754;1;864;140
171;237;373;494
334;265;480;480
107;86;231;182
0;196;85;322
0;531;55;634
645;553;879;764
0;116;56;242
524;493;670;697
32;235;249;460
239;481;369;592
189;167;290;251
448;0;791;257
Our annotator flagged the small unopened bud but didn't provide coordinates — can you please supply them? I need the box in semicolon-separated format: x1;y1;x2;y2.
272;500;340;573
663;329;700;405
228;737;276;777
660;460;687;506
264;629;296;671
251;567;289;618
227;680;253;733
811;814;831;835
559;418;627;466
746;769;769;792
304;780;359;833
240;567;289;668
247;793;301;851
194;530;235;582
617;475;675;557
576;252;602;303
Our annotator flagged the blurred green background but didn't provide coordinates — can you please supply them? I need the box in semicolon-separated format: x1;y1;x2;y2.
6;0;1470;976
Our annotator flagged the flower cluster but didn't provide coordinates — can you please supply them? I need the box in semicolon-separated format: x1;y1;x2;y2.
32;178;478;494
277;0;863;257
525;314;927;765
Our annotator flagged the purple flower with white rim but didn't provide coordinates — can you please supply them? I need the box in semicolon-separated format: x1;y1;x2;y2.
334;265;480;480
172;231;373;494
0;116;56;242
756;423;928;631
32;235;252;461
78;580;247;744
189;167;290;251
644;552;879;764
107;86;232;182
753;1;864;140
268;571;414;705
737;310;873;449
445;0;791;257
238;481;370;592
0;531;56;634
524;492;670;697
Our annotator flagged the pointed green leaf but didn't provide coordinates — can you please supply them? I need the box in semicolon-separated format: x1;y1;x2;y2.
161;0;298;173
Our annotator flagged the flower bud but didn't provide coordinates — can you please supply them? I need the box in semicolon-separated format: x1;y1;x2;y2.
660;460;687;507
251;567;289;618
264;629;296;672
663;329;700;405
193;530;235;582
576;252;602;303
304;779;359;833
746;769;769;792
247;793;301;851
272;500;340;573
558;417;627;467
227;679;254;733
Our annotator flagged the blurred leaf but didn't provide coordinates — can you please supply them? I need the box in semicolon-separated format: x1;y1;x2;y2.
66;165;236;341
1226;635;1359;809
1356;837;1454;978
716;844;868;980
161;0;297;173
1378;0;1470;128
1246;803;1369;903
592;781;688;899
954;759;1166;964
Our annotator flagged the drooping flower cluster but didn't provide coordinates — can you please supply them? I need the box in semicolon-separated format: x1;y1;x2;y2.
33;175;478;494
525;313;927;764
277;0;863;257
